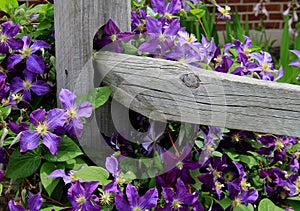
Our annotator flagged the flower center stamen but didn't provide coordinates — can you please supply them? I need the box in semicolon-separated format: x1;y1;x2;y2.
22;47;32;59
172;199;183;209
36;123;48;136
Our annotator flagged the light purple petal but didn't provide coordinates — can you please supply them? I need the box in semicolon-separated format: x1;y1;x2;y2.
30;40;50;53
59;88;76;109
68;118;83;138
26;54;45;74
7;54;23;70
46;108;68;130
138;37;160;53
140;188;158;209
31;80;50;96
42;132;61;155
164;18;180;36
241;189;258;204
151;0;166;14
105;156;119;176
22;36;31;47
20;130;41;152
77;101;92;118
146;17;162;35
83;181;100;197
28;192;43;211
114;195;131;211
8;200;25;211
166;0;181;14
30;109;46;126
126;183;139;207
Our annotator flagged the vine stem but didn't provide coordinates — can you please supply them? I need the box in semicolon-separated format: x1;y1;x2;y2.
24;178;67;207
167;129;180;157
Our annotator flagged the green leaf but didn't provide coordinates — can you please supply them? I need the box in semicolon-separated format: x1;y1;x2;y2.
215;197;231;210
234;204;254;211
0;0;18;14
94;86;111;108
239;155;259;168
73;166;110;186
44;135;83;162
0;183;2;195
285;197;300;211
40;206;66;211
286;196;300;201
5;148;41;178
0;105;11;119
212;151;223;157
190;8;206;19
65;158;87;169
40;162;64;196
120;171;136;183
258;198;284;211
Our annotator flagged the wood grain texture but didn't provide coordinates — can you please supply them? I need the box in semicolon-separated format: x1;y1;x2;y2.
54;1;130;160
94;51;300;137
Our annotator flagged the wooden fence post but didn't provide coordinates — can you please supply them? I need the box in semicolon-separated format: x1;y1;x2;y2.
54;0;131;164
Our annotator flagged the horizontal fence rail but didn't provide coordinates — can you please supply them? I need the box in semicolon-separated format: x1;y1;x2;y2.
94;51;300;137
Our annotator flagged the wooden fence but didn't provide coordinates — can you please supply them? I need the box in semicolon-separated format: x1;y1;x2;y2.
55;0;300;147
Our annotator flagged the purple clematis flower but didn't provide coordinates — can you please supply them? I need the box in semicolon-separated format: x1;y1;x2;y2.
289;50;300;68
0;72;10;101
156;178;200;211
7;36;50;74
115;183;158;211
131;9;147;33
20;108;68;155
151;0;182;22
163;145;200;184
234;36;253;56
48;165;86;184
217;5;231;20
8;192;43;211
138;17;180;56
67;181;101;211
11;70;50;101
103;155;124;196
249;51;276;80
94;19;134;52
0;21;23;54
59;89;92;139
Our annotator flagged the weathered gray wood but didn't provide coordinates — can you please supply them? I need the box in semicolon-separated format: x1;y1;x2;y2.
54;0;131;164
94;51;300;137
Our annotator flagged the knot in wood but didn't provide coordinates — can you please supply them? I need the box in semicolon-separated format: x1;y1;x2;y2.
180;73;201;89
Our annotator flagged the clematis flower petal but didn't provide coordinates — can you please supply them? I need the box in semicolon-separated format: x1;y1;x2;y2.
7;54;23;70
77;101;92;118
28;192;43;211
20;130;40;152
115;195;131;211
7;38;23;50
42;132;61;155
8;200;25;211
104;19;119;35
139;188;158;209
26;54;46;74
46;108;68;130
31;80;51;96
30;109;46;126
126;183;139;207
59;88;76;109
30;40;50;53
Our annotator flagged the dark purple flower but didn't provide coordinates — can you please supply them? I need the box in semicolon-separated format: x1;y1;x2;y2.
164;145;200;184
8;120;29;134
59;89;92;138
156;178;199;211
0;21;23;54
115;183;158;211
20;108;68;155
7;36;50;74
94;19;134;52
290;50;300;68
11;70;50;101
67;181;101;211
234;36;252;55
8;192;43;211
131;9;147;33
215;55;233;73
0;72;10;101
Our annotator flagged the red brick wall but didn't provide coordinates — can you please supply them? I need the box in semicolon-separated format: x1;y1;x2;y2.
214;0;298;30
